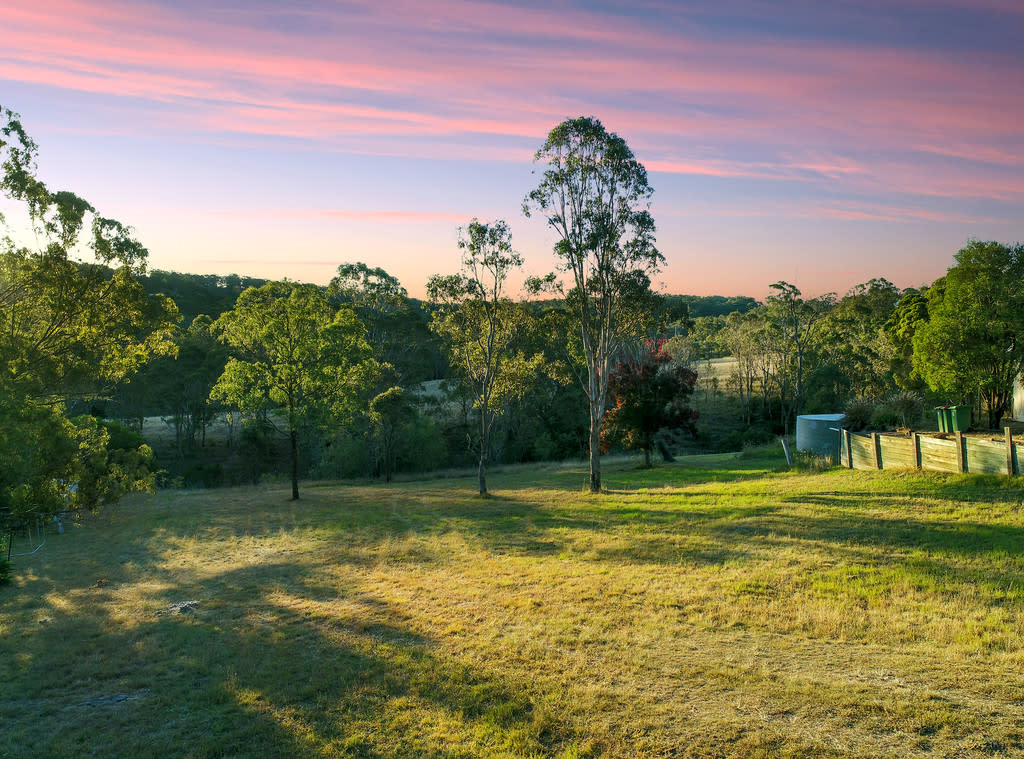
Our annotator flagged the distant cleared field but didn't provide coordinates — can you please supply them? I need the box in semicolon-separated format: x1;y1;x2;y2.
4;451;1024;757
696;356;738;381
136;413;237;448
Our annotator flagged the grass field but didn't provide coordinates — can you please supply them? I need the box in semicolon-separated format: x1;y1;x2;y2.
4;450;1024;757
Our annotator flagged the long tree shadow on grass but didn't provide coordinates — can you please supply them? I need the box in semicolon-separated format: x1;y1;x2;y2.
484;454;782;494
386;488;776;567
773;491;1024;557
703;491;1024;600
0;558;587;759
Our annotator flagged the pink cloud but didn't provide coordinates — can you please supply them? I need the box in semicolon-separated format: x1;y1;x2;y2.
661;198;1013;225
203;208;469;223
2;0;1022;206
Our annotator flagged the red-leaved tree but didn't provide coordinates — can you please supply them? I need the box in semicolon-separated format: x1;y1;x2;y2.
602;342;698;467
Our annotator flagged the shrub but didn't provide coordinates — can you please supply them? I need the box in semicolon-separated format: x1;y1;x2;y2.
883;391;924;429
843;398;876;431
0;536;9;586
315;431;371;479
395;416;449;473
236;419;281;484
870;407;903;430
100;420;146;451
793;450;833;472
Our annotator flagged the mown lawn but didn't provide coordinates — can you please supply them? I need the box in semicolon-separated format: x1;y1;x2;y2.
3;450;1024;758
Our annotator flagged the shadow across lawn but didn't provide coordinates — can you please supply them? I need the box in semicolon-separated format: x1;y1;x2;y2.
0;557;585;759
387;487;778;567
773;490;1024;558
491;455;782;494
694;490;1024;599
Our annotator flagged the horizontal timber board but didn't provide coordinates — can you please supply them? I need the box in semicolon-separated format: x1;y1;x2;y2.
849;436;874;454
879;438;916;469
851;453;876;469
921;456;959;473
965;439;1010;474
838;429;1021;476
882;453;917;468
919;437;957;453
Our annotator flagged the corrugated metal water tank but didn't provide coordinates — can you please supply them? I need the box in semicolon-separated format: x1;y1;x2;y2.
796;414;845;460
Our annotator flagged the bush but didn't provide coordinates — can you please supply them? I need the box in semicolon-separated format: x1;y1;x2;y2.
0;536;9;586
395;416;449;473
315;431;371;479
180;461;224;488
843;398;876;431
100;420;146;451
883;391;924;429
870;407;902;430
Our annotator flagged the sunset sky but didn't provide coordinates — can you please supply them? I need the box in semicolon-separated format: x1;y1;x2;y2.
2;0;1022;299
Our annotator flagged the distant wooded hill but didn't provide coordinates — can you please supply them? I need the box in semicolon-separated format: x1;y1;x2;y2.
136;268;758;328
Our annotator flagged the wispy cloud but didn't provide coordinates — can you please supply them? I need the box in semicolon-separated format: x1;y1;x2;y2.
4;0;1021;185
203;208;469;223
3;0;1022;294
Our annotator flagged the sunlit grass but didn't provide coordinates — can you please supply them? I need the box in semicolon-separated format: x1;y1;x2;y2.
3;448;1024;757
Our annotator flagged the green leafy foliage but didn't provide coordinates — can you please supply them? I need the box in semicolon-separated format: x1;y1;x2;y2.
368;386;413;483
427;219;544;494
211;281;376;499
0;105;172;528
885;287;930;392
881;390;925;429
816;278;901;401
843;398;876;432
330;262;445;383
138;270;269;325
524;116;662;491
912;240;1024;428
119;314;228;451
0;383;156;532
762;281;835;425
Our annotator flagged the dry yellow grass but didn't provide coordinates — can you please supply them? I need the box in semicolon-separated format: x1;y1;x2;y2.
3;450;1024;757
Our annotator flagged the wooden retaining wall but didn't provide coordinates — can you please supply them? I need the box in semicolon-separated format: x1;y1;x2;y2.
839;428;1020;475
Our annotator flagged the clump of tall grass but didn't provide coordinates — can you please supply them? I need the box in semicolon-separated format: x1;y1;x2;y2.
845;391;924;431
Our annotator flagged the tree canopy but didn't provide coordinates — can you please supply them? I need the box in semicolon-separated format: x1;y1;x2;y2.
912;240;1024;427
524;116;662;492
602;342;698;467
427;219;542;495
211;281;375;499
0;106;174;533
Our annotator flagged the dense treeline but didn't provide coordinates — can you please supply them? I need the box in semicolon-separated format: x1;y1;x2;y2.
137;270;270;325
669;251;1023;445
103;263;765;489
106;244;1023;491
3;104;1022;565
1;105;177;571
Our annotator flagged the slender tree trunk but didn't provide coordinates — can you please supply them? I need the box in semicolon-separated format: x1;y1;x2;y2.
478;404;489;495
290;427;299;500
795;345;804;416
589;404;602;493
644;446;651;468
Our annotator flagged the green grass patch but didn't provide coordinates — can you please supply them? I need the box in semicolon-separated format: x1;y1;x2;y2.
4;450;1024;757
